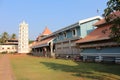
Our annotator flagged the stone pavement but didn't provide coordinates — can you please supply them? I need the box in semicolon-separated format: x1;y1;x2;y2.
0;54;15;80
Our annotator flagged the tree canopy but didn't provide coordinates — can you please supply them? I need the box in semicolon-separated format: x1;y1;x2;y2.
11;33;17;40
0;32;9;44
0;32;17;44
103;0;120;42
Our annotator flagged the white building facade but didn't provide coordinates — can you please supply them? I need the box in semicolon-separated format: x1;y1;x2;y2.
18;21;29;53
0;45;18;53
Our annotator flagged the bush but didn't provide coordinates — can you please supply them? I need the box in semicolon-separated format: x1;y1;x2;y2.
1;51;7;54
10;52;16;54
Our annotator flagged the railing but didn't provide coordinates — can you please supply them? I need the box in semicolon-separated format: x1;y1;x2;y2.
81;53;120;57
81;53;120;63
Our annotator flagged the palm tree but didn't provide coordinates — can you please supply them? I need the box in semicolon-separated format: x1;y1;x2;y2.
1;32;9;44
11;33;16;39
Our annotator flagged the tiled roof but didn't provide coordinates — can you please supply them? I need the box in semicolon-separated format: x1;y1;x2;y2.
36;27;52;41
49;16;102;36
42;27;52;35
76;24;111;44
31;37;53;48
29;41;36;47
94;11;120;26
3;39;18;45
79;11;120;44
93;19;106;26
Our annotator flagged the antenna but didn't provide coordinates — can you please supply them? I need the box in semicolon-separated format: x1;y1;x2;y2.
97;9;99;14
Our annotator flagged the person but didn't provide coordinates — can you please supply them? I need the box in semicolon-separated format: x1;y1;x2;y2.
43;48;47;57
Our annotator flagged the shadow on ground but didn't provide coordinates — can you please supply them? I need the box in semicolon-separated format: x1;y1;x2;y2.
40;61;120;80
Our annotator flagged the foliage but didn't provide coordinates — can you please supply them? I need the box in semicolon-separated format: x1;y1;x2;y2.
103;0;120;17
29;40;34;44
11;33;16;40
0;32;17;44
10;52;17;54
0;32;9;44
103;0;120;42
1;51;7;54
110;17;120;42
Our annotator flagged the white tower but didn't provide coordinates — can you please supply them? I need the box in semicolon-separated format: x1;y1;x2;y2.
18;21;29;53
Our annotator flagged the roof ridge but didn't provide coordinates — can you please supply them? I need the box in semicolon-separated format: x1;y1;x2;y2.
41;27;52;35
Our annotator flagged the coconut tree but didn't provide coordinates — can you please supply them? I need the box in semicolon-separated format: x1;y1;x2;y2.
1;32;9;44
11;33;16;39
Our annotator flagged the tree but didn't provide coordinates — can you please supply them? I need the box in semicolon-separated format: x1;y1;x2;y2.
11;33;16;39
103;0;120;42
29;40;34;44
1;32;9;44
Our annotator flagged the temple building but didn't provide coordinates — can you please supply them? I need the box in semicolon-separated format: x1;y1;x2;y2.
31;16;102;58
76;11;120;63
52;16;102;58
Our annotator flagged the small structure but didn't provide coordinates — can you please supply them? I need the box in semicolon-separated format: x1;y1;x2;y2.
76;12;120;63
0;39;18;53
18;21;29;53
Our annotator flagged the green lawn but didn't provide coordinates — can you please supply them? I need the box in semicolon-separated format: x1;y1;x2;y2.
10;55;120;80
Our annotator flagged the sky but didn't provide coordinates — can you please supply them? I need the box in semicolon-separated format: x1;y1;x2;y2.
0;0;108;40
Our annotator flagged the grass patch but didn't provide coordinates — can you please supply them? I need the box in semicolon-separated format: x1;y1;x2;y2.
10;55;120;80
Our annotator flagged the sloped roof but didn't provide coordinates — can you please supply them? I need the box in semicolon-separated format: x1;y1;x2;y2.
29;41;36;47
93;19;106;26
31;37;53;48
94;11;120;26
48;16;102;36
79;16;102;24
3;39;18;45
36;27;52;41
76;11;120;44
42;27;52;35
76;25;111;44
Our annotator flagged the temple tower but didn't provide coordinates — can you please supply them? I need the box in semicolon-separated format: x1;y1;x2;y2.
18;21;29;53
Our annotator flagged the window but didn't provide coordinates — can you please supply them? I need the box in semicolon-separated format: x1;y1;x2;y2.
57;35;59;40
72;29;77;37
63;32;67;38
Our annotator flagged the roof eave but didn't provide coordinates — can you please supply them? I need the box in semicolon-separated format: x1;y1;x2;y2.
76;37;110;44
79;16;103;25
